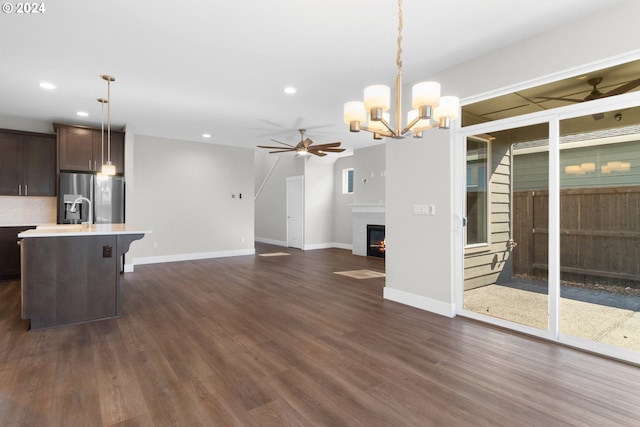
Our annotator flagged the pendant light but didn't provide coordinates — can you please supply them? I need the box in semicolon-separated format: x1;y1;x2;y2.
100;74;116;176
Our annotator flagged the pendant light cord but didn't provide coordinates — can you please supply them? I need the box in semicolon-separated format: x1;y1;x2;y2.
107;79;111;163
396;0;403;77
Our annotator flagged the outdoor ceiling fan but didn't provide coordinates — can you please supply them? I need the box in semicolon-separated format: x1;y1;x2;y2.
257;129;345;157
537;76;640;119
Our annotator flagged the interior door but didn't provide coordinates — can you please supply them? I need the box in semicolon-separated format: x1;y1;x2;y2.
286;175;304;249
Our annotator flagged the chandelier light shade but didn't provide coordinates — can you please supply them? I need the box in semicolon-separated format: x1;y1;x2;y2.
100;74;116;176
344;101;367;131
343;0;459;139
364;85;391;112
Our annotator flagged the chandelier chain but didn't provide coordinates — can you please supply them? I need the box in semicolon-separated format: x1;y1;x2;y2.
396;0;403;77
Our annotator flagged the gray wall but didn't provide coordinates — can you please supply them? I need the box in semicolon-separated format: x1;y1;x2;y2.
304;156;336;248
333;155;354;248
127;134;255;264
353;144;386;204
254;145;386;249
384;0;640;316
254;152;303;246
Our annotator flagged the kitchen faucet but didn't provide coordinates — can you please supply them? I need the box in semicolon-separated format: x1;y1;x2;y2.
70;197;93;225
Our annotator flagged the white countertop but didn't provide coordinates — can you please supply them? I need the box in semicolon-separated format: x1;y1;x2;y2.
18;224;152;238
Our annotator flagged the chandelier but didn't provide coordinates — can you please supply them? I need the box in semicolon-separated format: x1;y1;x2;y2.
343;0;459;140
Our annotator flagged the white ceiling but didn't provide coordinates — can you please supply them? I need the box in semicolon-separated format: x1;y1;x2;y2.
0;0;625;153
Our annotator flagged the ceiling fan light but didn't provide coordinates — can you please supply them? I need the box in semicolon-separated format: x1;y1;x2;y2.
412;81;440;109
344;101;367;125
364;85;391;112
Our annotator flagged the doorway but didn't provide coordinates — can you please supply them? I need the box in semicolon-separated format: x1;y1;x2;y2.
286;175;304;249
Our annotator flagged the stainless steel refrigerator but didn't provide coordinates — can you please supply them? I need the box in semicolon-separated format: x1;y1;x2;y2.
59;172;125;224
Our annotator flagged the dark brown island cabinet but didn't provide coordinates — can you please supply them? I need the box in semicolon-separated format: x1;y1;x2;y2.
19;225;149;330
55;123;125;174
0;130;56;196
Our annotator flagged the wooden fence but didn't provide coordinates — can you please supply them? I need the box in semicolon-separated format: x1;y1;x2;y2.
512;186;640;284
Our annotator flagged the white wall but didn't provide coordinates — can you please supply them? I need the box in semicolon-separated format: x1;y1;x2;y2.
333;155;354;248
353;144;386;204
254;152;303;246
303;156;336;249
0;117;54;135
384;0;640;317
127;134;255;265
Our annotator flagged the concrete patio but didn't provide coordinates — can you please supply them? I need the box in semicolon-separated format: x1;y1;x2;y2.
464;280;640;353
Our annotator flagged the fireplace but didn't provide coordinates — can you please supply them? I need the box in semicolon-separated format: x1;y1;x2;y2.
367;224;386;258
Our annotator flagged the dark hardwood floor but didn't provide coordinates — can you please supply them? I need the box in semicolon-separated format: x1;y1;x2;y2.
1;243;639;426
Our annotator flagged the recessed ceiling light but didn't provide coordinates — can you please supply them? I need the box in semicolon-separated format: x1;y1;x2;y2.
39;82;56;90
76;111;89;117
202;134;211;138
284;87;297;94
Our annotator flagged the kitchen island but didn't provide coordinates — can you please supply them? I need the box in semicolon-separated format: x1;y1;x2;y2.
18;224;150;330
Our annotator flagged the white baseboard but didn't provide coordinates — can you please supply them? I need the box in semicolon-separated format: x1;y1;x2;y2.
254;238;351;251
383;287;456;318
133;248;256;266
303;242;334;250
255;237;287;247
332;242;353;250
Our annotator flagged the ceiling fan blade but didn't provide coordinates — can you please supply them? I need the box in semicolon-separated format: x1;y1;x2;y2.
268;149;295;154
258;145;293;149
536;96;584;103
601;77;640;97
302;138;313;148
309;151;327;157
270;139;295;147
309;142;342;149
313;148;345;153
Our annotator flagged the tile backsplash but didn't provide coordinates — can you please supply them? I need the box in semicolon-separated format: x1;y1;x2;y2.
0;196;56;225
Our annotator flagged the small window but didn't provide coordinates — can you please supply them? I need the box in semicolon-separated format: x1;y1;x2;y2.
466;137;488;245
342;168;354;194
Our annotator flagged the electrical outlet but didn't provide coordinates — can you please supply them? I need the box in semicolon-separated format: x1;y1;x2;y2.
102;245;112;258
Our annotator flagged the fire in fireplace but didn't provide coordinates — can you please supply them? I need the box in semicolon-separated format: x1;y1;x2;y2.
367;224;386;258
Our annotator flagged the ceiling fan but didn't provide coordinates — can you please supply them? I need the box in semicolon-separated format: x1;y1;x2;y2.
257;129;345;157
536;76;640;120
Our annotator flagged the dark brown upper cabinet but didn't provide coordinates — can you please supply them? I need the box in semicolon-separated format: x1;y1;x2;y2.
56;123;124;174
0;130;56;196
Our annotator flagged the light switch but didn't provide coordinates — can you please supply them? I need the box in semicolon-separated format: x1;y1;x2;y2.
428;204;436;216
412;204;429;215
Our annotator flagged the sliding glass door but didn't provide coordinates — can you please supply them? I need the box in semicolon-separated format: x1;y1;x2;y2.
460;100;640;362
558;106;640;354
463;124;550;331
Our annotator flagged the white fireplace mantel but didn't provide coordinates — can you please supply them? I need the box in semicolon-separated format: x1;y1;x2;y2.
351;204;385;256
350;203;385;213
